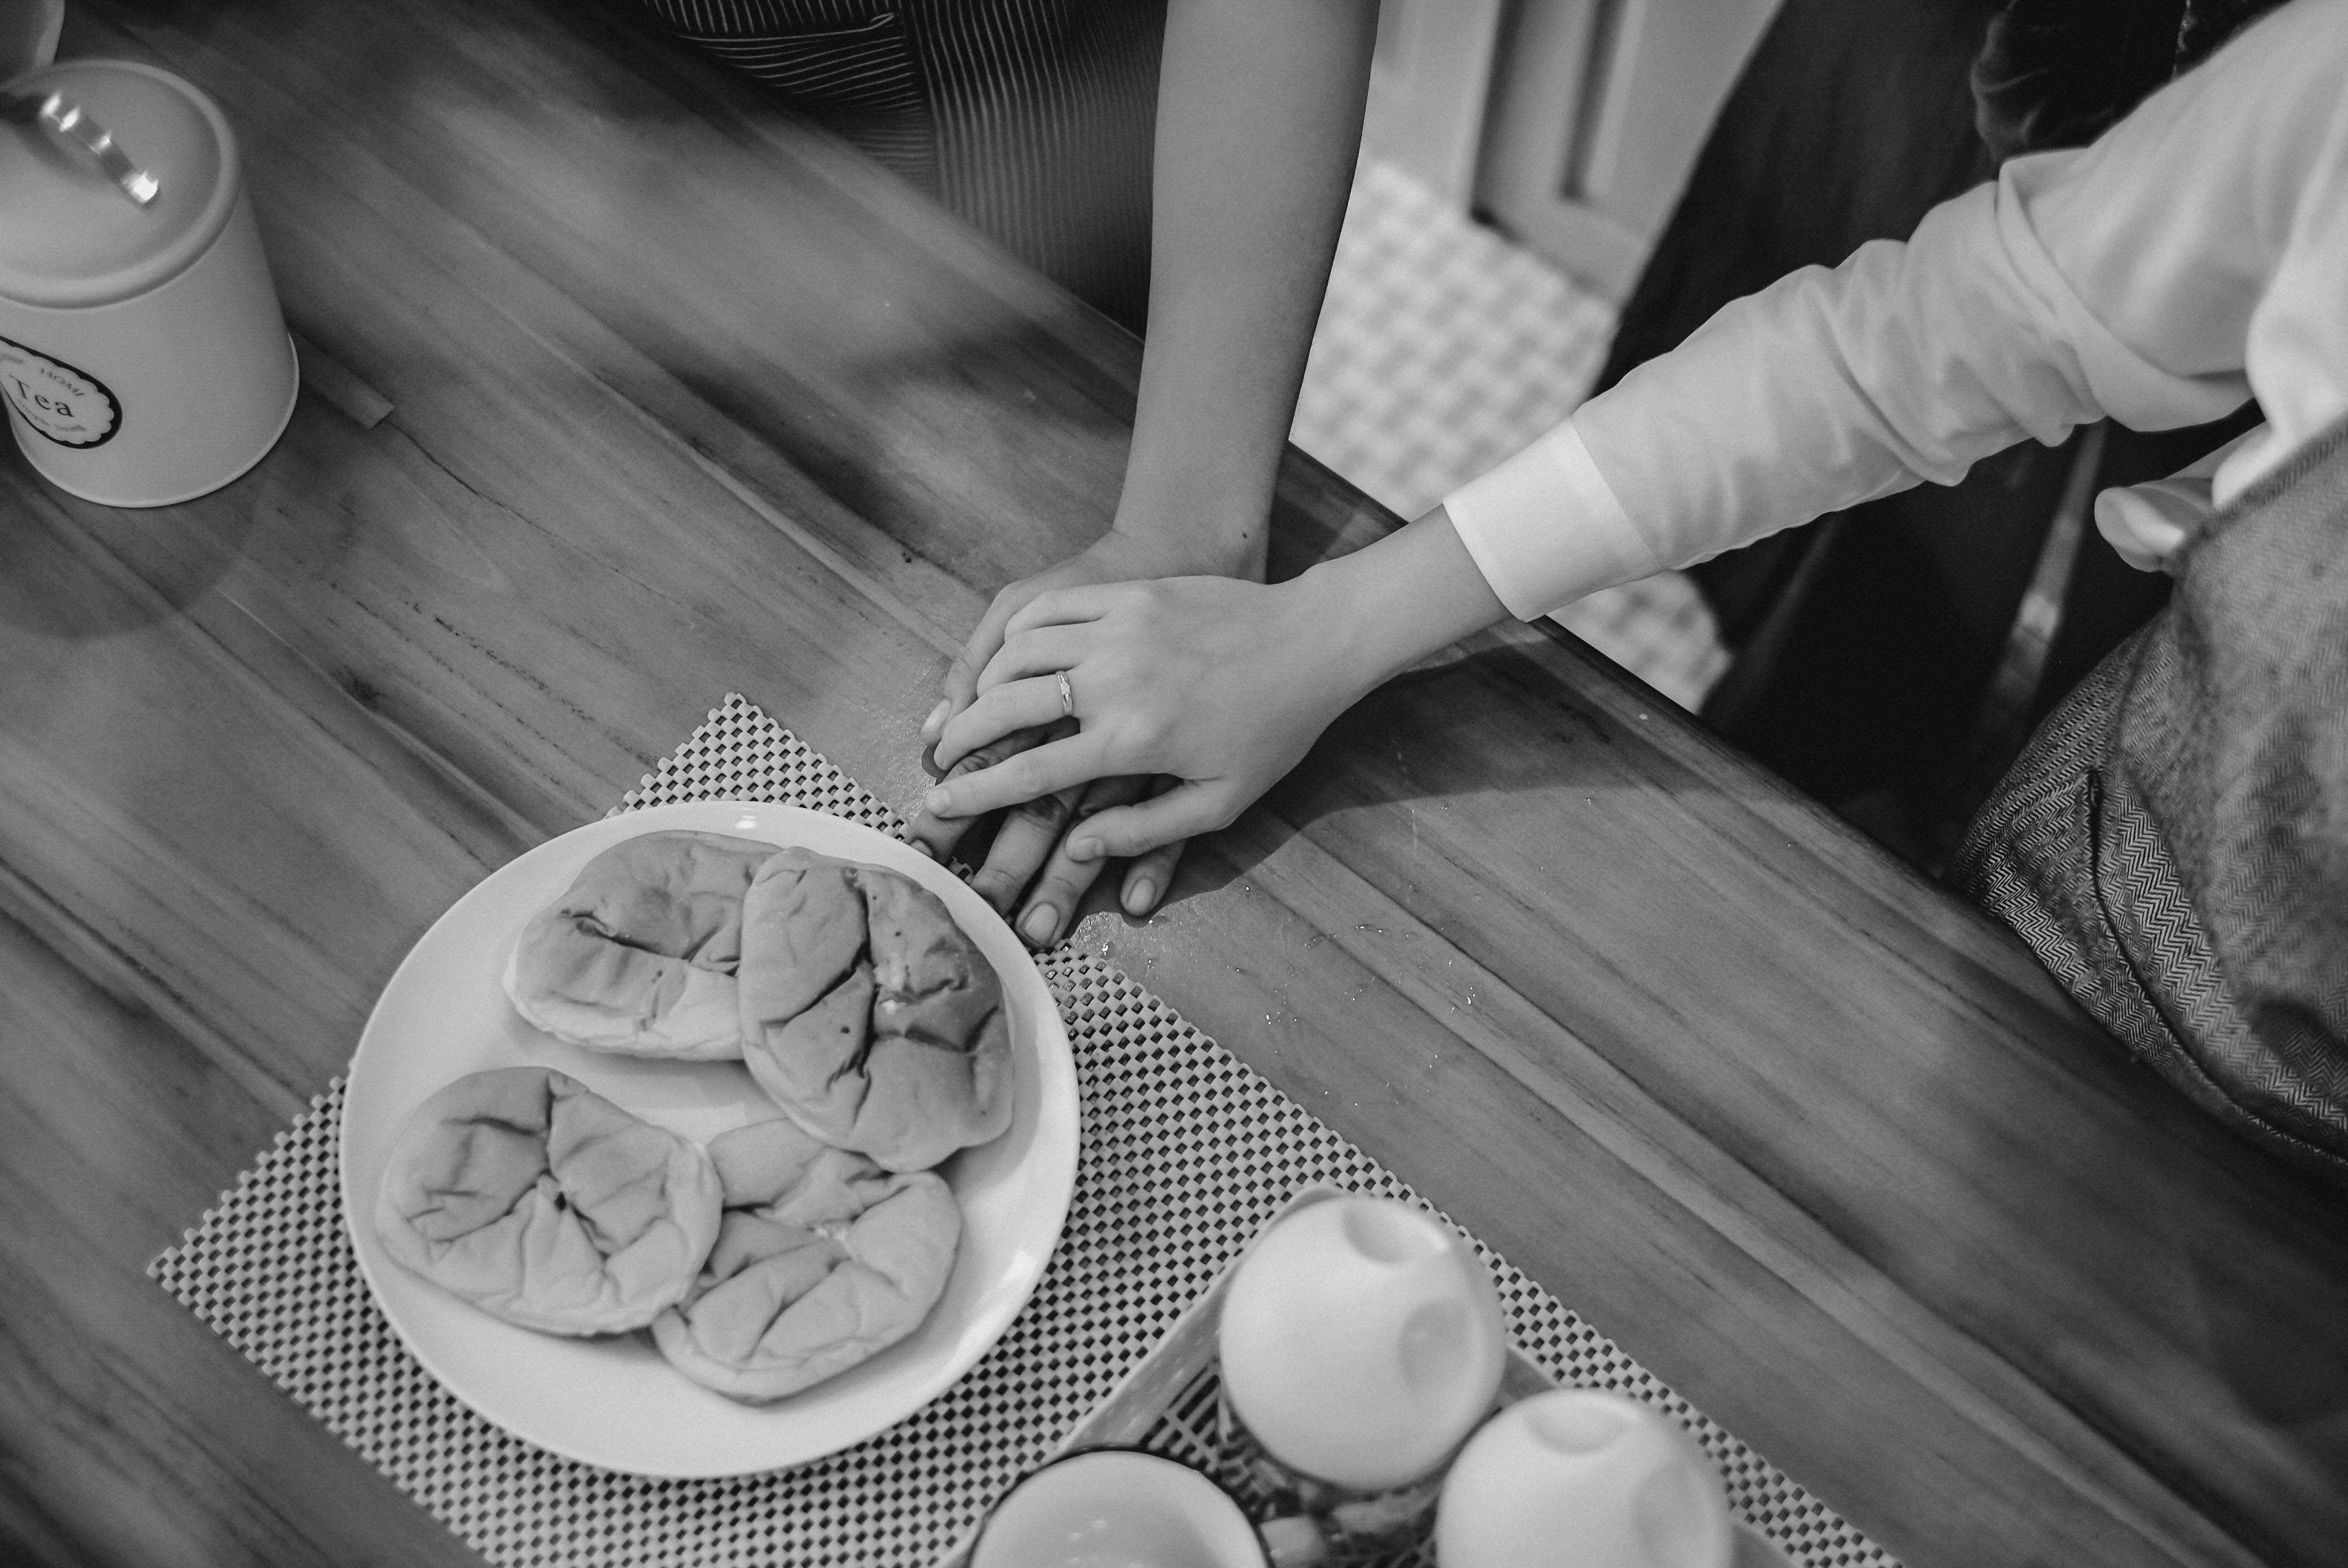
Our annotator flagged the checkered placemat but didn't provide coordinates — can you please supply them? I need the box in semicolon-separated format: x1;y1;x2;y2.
151;694;1893;1568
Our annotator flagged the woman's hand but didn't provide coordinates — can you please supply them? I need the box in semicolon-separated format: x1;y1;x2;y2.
924;526;1266;737
923;508;1512;866
905;724;1181;948
910;528;1262;947
924;571;1372;864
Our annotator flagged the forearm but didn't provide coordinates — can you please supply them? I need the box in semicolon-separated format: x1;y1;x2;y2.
1451;185;2113;622
1298;504;1510;705
1117;0;1376;571
1451;5;2348;627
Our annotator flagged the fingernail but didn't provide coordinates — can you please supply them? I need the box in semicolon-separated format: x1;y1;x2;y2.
1067;838;1103;863
1124;879;1155;915
924;786;951;815
921;699;950;737
1021;905;1059;945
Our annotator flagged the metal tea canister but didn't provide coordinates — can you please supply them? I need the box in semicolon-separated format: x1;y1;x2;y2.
1;56;297;506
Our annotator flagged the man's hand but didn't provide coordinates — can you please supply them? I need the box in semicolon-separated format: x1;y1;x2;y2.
907;720;1186;948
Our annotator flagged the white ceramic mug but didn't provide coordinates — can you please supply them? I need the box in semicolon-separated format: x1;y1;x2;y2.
1218;1195;1506;1493
1;55;297;506
1438;1389;1737;1568
970;1450;1269;1568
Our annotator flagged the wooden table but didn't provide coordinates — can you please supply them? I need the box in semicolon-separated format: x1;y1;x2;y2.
3;2;2342;1564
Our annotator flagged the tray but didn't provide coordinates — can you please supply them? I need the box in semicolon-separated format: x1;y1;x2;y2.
941;1186;1793;1566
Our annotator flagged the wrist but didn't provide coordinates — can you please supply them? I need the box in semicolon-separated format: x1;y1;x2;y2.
1284;559;1391;712
1111;442;1281;580
1105;510;1268;581
1300;506;1510;698
1115;410;1285;580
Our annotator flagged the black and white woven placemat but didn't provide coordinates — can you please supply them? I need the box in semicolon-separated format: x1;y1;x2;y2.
152;694;1893;1568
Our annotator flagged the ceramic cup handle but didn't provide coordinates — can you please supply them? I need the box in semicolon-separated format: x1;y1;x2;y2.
1;87;159;205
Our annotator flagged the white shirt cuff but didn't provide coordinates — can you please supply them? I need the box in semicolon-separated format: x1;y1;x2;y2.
1442;420;1661;621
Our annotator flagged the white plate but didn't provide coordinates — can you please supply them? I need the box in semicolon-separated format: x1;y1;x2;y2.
340;801;1079;1477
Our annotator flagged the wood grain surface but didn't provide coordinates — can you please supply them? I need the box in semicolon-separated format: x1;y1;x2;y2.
2;1;2342;1564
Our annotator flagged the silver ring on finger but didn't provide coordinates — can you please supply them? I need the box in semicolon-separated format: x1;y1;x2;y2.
1057;668;1075;719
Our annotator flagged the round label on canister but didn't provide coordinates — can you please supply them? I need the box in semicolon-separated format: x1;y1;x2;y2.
0;334;122;448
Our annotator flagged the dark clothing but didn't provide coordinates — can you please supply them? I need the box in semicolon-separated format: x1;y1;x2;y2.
1595;0;2001;413
635;0;1165;330
1970;0;2287;159
1595;0;2281;866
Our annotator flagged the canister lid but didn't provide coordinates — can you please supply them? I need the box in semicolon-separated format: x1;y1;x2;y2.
0;59;239;308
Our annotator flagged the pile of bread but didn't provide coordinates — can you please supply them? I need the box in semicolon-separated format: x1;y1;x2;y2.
372;832;1012;1403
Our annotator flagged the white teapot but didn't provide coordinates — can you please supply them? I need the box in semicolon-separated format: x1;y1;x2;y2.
1436;1390;1794;1568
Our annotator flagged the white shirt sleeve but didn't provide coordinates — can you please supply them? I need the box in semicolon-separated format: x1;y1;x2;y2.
1445;0;2348;623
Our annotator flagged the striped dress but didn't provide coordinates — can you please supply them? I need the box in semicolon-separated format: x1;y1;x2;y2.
635;0;1166;329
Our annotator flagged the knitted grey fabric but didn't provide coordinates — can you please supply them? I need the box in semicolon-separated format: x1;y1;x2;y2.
1956;417;2348;1175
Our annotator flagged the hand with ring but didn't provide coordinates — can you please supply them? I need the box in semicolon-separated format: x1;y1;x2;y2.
907;659;1186;951
911;647;1194;952
909;523;1265;950
914;508;1508;931
914;571;1363;923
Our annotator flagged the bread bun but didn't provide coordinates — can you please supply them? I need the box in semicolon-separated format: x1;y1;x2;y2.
374;1067;722;1335
506;831;775;1059
738;848;1013;1172
651;1118;961;1401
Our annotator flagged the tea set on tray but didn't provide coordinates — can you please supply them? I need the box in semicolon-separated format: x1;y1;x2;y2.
957;1186;1794;1568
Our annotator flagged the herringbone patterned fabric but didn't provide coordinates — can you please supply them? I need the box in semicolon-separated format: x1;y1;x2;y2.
1956;418;2348;1177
